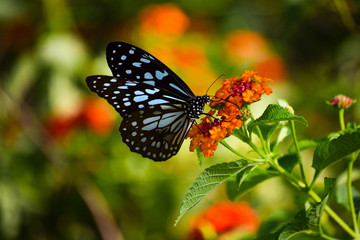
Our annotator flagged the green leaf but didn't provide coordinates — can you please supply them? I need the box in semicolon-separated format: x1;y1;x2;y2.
253;122;280;141
174;160;254;225
336;185;360;212
196;147;204;166
276;125;291;144
248;104;308;133
279;211;323;240
226;168;279;201
226;164;258;201
272;125;291;153
308;195;328;231
253;232;281;240
289;139;318;154
279;230;323;240
312;129;360;173
278;154;298;173
323;177;336;198
258;210;295;236
232;124;251;143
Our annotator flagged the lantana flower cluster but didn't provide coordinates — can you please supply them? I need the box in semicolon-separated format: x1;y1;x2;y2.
329;94;355;109
187;70;273;157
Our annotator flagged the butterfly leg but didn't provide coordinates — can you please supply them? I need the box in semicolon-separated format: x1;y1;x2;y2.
193;120;205;134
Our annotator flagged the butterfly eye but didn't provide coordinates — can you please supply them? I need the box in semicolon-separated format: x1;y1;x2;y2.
86;42;208;161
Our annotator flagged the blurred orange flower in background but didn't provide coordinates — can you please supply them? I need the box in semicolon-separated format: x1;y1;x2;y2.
225;30;268;61
254;54;287;81
139;3;190;37
147;43;217;95
46;97;115;140
225;30;287;82
188;201;259;240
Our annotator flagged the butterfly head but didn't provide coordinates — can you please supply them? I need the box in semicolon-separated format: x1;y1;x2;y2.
202;95;211;104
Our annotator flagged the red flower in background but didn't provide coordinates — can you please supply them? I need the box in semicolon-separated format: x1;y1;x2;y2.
46;112;81;140
139;3;190;37
328;94;355;109
81;97;115;135
46;97;115;140
189;201;259;240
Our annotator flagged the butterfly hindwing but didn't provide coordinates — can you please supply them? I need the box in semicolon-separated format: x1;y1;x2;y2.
106;41;195;99
119;104;193;161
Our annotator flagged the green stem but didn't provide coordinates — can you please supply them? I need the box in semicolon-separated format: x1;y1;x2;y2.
220;140;263;162
348;154;360;238
339;108;345;130
289;120;308;188
270;159;306;189
247;140;267;159
247;105;269;154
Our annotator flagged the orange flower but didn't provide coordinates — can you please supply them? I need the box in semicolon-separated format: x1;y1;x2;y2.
187;112;226;158
215;70;273;105
139;3;189;37
187;71;272;158
189;201;259;240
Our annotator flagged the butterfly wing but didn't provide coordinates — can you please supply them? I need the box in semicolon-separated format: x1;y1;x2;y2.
106;42;195;99
86;75;190;117
120;104;193;161
86;75;194;161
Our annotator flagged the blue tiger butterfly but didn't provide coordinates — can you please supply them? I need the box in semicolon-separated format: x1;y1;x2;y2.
86;42;210;161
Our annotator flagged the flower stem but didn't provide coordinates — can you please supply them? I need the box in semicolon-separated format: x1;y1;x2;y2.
348;153;360;239
220;140;263;162
339;108;345;130
289;120;308;188
247;105;269;154
247;140;267;159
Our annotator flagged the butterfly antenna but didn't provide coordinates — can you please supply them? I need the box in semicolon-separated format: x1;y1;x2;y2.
205;74;225;95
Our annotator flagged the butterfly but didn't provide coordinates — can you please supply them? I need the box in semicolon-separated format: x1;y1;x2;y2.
86;42;210;161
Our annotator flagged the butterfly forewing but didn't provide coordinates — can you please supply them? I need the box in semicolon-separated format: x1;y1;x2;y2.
106;42;195;99
86;75;190;118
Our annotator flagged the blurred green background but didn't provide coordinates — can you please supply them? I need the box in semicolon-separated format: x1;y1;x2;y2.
1;0;360;239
